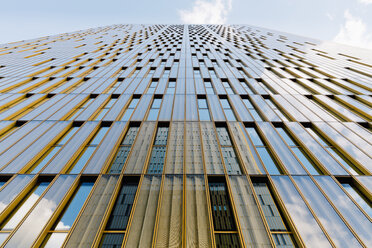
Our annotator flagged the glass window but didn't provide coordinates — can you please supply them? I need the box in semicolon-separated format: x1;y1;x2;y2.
197;98;211;121
245;127;264;146
341;183;372;218
271;176;332;247
69;147;96;174
0;175;34;213
256;148;281;174
99;233;125;248
166;80;176;94
120;97;140;121
1;182;49;231
147;97;162;121
94;98;117;120
253;182;295;247
265;98;289;121
67;98;93;120
315;177;372;246
219;98;236;121
90;127;110;146
108;126;139;173
28;126;80;173
147;127;169;174
216;127;242;175
293;176;362;247
41;182;94;248
197;99;208;109
68;126;111;174
222;80;235;94
99;179;139;247
29;147;62;173
305;127;361;175
208;181;236;231
246;127;281;174
243;98;263;121
204;80;215;94
276;127;321;175
4;175;76;248
220;99;230;109
41;233;68;248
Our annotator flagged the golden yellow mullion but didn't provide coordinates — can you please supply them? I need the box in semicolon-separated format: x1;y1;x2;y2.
24;52;44;59
27;66;53;77
102;230;125;234
0;123;16;141
32;58;53;66
73;53;87;59
17;46;38;53
0;51;12;56
32;47;50;54
74;44;86;48
182;119;186;248
213;231;239;234
59;59;78;67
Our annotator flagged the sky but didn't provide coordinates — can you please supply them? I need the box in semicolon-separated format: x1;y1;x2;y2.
0;0;371;49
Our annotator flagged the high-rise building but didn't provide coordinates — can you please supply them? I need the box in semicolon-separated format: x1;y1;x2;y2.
0;24;371;248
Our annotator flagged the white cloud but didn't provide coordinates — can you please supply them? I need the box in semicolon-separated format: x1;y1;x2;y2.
333;10;372;49
358;0;372;4
326;12;334;21
178;0;232;24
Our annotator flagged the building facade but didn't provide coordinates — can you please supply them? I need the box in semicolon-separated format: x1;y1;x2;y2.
0;24;371;247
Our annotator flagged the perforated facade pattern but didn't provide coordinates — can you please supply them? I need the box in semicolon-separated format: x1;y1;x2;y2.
0;24;371;248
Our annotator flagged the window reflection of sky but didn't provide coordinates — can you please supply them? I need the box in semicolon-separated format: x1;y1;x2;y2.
1;182;49;230
54;182;93;230
272;176;332;248
4;175;76;248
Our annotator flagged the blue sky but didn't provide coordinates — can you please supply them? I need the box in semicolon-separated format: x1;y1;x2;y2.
1;0;371;49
